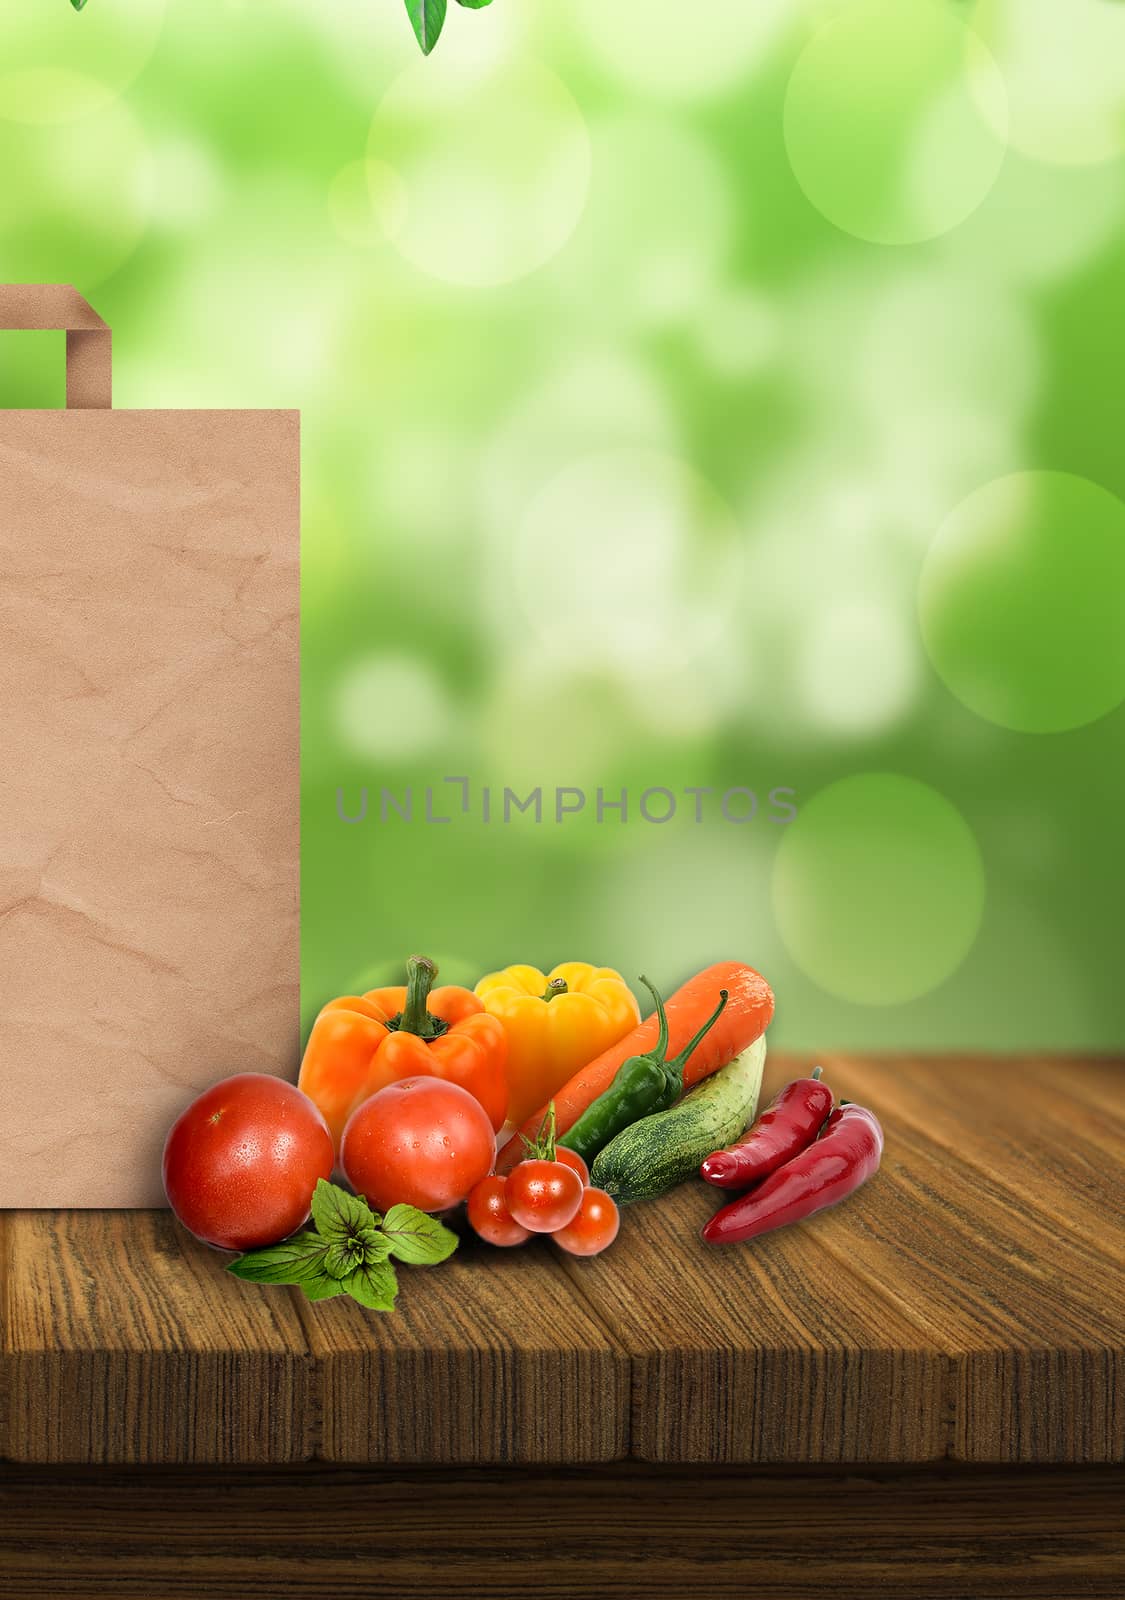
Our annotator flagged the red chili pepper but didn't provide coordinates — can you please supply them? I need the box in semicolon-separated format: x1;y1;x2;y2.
700;1067;833;1190
700;1102;883;1246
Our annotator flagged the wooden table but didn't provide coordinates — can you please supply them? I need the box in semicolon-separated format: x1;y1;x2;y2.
1;1056;1122;1597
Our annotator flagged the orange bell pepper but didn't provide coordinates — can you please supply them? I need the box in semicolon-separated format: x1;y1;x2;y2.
474;962;640;1127
298;955;508;1148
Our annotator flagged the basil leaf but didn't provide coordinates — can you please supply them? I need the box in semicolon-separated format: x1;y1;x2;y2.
363;1231;392;1264
344;1256;400;1312
227;1232;332;1286
311;1179;380;1242
324;1238;365;1279
381;1204;460;1266
404;0;446;54
456;0;493;8
301;1272;349;1301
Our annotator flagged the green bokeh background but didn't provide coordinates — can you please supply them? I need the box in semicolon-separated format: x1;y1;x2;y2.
2;0;1123;1052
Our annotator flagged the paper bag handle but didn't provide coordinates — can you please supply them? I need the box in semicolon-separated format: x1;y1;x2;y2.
0;284;112;410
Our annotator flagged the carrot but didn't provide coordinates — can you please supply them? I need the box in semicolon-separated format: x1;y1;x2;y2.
497;961;774;1171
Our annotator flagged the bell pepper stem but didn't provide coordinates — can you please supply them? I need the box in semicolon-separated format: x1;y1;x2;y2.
540;979;568;1002
637;975;669;1062
811;1066;823;1081
398;954;440;1038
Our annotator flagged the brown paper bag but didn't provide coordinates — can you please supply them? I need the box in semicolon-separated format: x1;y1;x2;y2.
0;286;299;1207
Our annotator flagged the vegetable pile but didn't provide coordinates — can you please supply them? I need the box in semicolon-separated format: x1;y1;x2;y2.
470;1105;620;1256
496;960;775;1166
160;951;883;1313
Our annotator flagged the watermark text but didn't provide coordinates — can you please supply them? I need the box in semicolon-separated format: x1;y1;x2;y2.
335;777;798;827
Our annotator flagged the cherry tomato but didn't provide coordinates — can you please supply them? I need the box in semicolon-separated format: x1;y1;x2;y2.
341;1075;495;1213
552;1187;620;1257
466;1174;531;1247
555;1146;589;1186
505;1158;584;1233
162;1074;334;1251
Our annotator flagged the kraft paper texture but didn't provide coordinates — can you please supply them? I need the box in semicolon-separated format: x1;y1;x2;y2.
0;287;299;1206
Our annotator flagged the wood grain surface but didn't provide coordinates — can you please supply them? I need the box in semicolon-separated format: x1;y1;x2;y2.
0;1211;312;1463
822;1056;1125;1463
558;1177;949;1462
297;1229;629;1463
0;1463;1121;1600
0;1057;1121;1466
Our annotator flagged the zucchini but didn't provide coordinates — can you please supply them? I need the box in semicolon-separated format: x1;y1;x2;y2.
590;1035;767;1205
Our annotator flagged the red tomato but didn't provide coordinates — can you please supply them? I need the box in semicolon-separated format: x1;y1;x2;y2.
552;1187;620;1257
162;1074;334;1251
341;1009;509;1134
466;1174;531;1247
506;1159;584;1233
341;1075;495;1213
555;1147;589;1186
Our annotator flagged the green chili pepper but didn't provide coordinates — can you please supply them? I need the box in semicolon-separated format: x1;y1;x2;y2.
562;978;729;1165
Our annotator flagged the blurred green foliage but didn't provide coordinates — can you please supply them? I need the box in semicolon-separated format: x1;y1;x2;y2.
2;0;1124;1053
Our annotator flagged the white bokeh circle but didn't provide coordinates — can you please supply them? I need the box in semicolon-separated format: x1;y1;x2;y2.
0;0;165;124
919;471;1125;734
797;600;921;737
335;655;455;763
479;657;636;793
367;55;590;288
972;0;1125;167
481;350;673;541
512;449;743;675
773;773;985;1006
784;0;1008;244
941;152;1125;287
139;138;223;232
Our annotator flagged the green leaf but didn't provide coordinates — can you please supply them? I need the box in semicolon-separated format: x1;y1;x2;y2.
310;1178;380;1242
301;1273;348;1302
343;1256;400;1312
381;1204;460;1266
71;0;89;11
456;0;493;8
363;1231;392;1264
404;0;447;54
227;1232;333;1286
324;1238;365;1279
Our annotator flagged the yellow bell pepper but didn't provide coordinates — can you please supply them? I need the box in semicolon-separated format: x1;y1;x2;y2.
474;962;641;1128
